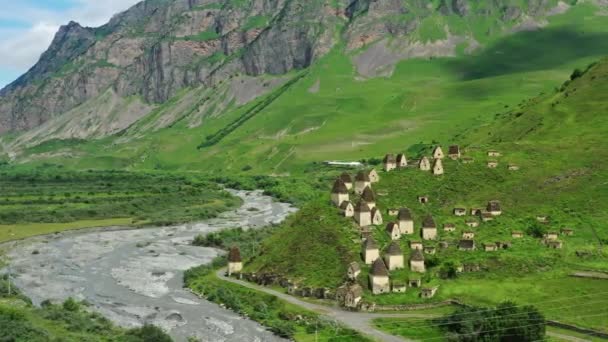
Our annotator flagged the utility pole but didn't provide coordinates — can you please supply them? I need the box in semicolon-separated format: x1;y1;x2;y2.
315;321;318;342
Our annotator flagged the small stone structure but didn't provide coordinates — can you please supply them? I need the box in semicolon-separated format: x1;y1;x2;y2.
544;232;559;241
354;201;372;227
488;150;501;157
462;231;475;239
396;154;408;168
348;262;361;280
487;161;499;168
443;223;456;232
424;246;436;255
465;219;479;228
448;145;461;160
546;240;563;249
462;157;474;164
331;179;349;207
354;171;371;194
512;231;524;238
361;186;376;209
392;282;407;293
398;208;414;234
419;156;431;171
338;283;363;309
340;201;355;217
487;200;502;216
340;172;353;190
421;286;439;299
408;278;422;288
410;241;423;250
368;169;380;183
470;208;483;216
484;243;498;252
422;215;438;240
384;241;404;271
458;239;476;251
383;154;397;172
481;212;494;222
362;237;380;264
369;258;390;294
371;207;383;225
387;208;399;216
386;222;401;240
454;208;467;216
432;159;444;175
433;146;444;159
508;164;520;171
418;196;430;204
410;249;426;273
561;228;574;236
227;246;243;276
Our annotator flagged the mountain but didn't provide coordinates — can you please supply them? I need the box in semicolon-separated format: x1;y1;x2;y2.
1;0;608;173
1;0;604;158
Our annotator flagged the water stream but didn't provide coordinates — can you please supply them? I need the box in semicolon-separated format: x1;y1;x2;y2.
3;190;297;342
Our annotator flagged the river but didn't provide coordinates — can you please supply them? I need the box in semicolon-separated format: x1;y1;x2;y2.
2;189;297;342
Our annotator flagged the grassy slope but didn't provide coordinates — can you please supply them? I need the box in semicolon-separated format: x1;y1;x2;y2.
246;200;361;288
244;52;608;333
15;2;608;175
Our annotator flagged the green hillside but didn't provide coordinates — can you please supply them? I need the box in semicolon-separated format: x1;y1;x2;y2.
10;2;608;174
244;58;608;331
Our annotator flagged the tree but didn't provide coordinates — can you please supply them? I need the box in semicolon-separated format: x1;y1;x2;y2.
123;324;172;342
440;301;545;341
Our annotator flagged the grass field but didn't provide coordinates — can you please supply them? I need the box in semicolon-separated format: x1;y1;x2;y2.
0;169;241;243
0;218;134;243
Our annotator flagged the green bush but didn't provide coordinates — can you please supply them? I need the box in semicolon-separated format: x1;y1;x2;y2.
123;324;172;342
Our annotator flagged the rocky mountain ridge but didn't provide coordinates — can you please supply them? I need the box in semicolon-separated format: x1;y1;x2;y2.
0;0;590;146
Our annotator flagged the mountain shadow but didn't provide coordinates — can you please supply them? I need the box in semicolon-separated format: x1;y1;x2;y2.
448;27;608;80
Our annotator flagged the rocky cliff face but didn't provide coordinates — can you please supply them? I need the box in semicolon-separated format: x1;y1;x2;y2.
0;0;580;140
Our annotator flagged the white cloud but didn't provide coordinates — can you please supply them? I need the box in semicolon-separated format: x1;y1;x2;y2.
0;0;141;87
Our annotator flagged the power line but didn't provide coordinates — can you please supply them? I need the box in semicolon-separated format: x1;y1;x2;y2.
369;297;608;330
313;312;608;342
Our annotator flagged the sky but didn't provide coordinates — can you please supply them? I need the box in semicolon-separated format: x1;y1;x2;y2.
0;0;141;89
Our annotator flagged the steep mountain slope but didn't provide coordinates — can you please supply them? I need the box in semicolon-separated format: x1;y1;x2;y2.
0;0;597;153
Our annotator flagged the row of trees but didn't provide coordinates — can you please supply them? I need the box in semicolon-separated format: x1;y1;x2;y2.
439;301;545;341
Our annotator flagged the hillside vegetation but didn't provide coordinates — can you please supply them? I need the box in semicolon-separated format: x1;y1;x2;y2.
245;58;608;331
0;169;240;241
3;2;608;174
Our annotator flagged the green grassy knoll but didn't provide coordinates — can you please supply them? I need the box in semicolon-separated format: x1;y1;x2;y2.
246;200;361;288
0;168;241;242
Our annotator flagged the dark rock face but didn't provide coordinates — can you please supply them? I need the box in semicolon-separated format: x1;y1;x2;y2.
0;0;587;135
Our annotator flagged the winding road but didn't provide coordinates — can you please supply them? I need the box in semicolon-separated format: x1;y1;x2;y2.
216;269;438;342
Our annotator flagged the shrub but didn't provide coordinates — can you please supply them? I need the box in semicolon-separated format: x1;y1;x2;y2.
62;298;80;312
124;324;172;342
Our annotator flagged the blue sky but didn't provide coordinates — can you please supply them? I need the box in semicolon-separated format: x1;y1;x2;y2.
0;0;140;89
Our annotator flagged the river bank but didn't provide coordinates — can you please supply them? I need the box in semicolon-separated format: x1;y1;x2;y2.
2;190;296;342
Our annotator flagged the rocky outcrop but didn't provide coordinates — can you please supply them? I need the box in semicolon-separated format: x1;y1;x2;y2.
0;0;594;142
